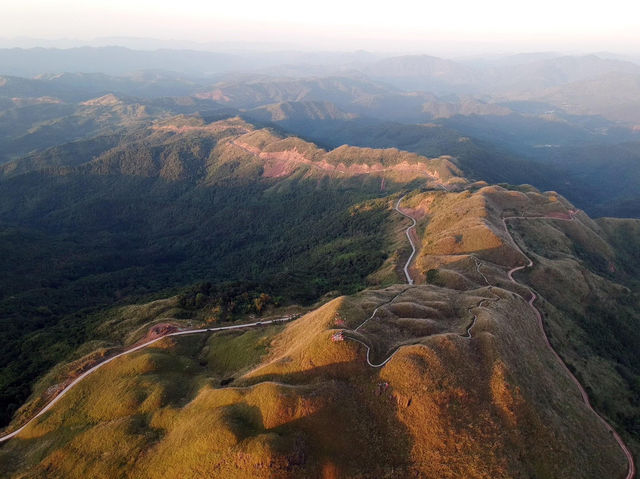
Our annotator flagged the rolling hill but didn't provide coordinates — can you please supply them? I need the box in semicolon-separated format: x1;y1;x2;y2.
1;184;637;478
1;50;640;478
0;115;460;429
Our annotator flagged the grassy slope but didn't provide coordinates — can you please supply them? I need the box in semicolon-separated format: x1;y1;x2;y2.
0;185;632;478
488;192;640;462
1;116;450;428
511;215;640;457
0;289;624;478
389;184;640;467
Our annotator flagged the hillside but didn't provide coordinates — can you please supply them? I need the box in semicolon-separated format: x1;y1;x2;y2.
246;101;357;123
490;55;640;94
363;54;480;93
4;67;640;220
269;114;640;218
356;53;640;96
0;47;239;78
204;76;512;122
533;73;640;125
1;185;636;477
0;116;460;428
1;115;460;184
195;76;392;110
401;185;640;460
1;49;640;478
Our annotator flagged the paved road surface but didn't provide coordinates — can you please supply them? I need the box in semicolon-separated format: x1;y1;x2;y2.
344;204;636;479
3;201;634;479
343;195;418;367
503;214;635;479
0;317;293;443
394;195;418;285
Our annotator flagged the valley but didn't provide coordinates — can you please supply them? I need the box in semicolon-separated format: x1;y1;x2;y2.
1;45;640;478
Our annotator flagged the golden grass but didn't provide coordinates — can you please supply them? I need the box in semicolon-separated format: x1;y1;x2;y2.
1;281;626;479
243;297;362;380
1;185;631;479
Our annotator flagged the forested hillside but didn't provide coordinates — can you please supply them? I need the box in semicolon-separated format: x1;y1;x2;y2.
0;116;454;426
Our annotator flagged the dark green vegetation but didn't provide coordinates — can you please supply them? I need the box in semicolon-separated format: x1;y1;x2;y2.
0;90;222;164
387;185;640;464
1;49;640;476
242;113;640;218
4;59;640;217
0;187;634;478
0;117;413;427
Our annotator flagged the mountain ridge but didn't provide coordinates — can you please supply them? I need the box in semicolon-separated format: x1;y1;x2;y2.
1;183;637;478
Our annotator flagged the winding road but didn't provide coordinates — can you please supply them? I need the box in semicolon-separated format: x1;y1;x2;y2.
0;317;294;443
346;198;635;478
341;195;418;367
1;199;635;478
347;286;414;368
503;214;635;479
460;257;500;339
0;192;425;441
394;195;418;285
345;195;495;367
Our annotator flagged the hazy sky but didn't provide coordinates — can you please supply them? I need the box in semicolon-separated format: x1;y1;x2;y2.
4;0;640;54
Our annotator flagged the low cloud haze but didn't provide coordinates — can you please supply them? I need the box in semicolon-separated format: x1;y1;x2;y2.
2;0;640;56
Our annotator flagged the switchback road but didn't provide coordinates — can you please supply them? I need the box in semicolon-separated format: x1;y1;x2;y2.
344;204;636;479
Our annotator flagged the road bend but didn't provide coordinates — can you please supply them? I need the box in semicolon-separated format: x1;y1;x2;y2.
347;195;494;365
0;317;294;443
343;206;636;479
503;215;635;479
394;195;418;285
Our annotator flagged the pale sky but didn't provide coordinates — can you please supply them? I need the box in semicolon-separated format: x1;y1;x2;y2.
3;0;640;53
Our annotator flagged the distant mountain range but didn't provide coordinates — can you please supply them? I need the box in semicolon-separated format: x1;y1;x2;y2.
0;47;639;478
2;67;640;218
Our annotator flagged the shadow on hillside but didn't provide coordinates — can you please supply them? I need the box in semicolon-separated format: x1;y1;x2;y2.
230;362;415;476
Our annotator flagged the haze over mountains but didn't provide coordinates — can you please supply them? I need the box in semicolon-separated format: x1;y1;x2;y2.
2;46;640;217
0;42;639;478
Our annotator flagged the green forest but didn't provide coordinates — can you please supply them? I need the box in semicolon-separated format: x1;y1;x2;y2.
0;169;394;426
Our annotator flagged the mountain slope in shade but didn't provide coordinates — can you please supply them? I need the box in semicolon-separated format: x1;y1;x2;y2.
496;55;640;93
0;59;639;478
363;54;480;93
0;90;223;163
245;100;356;122
359;53;640;95
195;76;392;110
203;76;512;123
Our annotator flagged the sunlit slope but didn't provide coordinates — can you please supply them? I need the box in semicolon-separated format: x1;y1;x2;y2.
397;184;578;283
1;114;461;186
1;184;633;478
0;114;465;429
402;183;640;465
0;290;625;478
507;212;640;461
